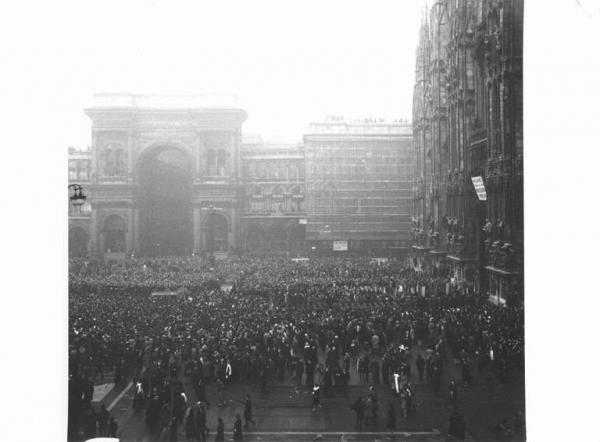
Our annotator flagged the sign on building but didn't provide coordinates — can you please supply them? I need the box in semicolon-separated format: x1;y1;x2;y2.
471;176;487;201
332;240;348;251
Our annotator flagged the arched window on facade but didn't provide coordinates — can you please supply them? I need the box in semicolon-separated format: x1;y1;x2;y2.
250;186;263;213
78;160;89;180
102;144;126;176
291;185;304;213
257;164;267;179
206;149;217;175
271;185;284;213
217;148;227;176
69;161;78;180
103;214;126;253
102;148;114;176
114;148;125;176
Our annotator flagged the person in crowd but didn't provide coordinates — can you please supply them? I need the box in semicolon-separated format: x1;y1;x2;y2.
216;378;225;407
433;364;442;396
371;358;380;385
244;394;255;429
416;353;425;383
197;402;208;441
215;417;225;442
185;403;198;442
312;385;322;412
449;379;458;405
351;396;365;431
367;386;378;413
83;407;97;439
169;416;178;442
386;402;396;430
425;355;433;385
324;366;334;398
233;414;243;441
405;383;414;416
340;368;350;398
461;358;471;388
400;385;408;418
97;404;109;436
364;395;373;428
448;410;467;440
108;417;118;438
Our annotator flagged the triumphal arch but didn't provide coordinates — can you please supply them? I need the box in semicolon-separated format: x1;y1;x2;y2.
85;94;246;257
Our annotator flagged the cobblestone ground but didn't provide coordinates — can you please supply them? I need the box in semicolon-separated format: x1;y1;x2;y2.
83;343;524;442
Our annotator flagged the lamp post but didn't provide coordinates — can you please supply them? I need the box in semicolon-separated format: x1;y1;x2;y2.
207;204;216;266
68;184;86;206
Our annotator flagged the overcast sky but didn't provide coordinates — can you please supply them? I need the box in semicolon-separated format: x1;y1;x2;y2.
4;0;423;147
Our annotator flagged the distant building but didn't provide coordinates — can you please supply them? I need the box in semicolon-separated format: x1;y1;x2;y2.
70;93;246;258
241;136;306;255
303;118;413;254
68;147;92;257
68;95;414;258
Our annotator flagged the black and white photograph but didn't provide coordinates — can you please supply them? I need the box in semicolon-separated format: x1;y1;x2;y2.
2;1;599;441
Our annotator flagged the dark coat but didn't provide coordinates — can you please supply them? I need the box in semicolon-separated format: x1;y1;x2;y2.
233;418;243;441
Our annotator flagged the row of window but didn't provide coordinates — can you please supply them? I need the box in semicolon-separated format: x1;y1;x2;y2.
204;149;229;177
68;160;91;180
307;206;408;216
307;150;412;159
307;187;411;195
308;195;411;203
306;141;404;150
249;185;303;197
308;240;410;248
247;199;304;214
243;163;304;180
101;145;127;176
307;222;408;232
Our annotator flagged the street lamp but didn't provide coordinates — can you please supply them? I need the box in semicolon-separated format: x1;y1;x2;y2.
68;184;86;206
207;204;216;265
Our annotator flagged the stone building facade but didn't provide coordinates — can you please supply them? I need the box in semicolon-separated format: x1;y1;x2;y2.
412;0;523;303
304;117;413;255
240;135;306;255
68;147;92;257
72;94;246;258
69;96;413;259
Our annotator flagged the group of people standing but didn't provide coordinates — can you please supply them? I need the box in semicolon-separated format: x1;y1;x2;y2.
68;256;523;441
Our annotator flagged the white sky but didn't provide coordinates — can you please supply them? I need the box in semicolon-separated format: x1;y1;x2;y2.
2;0;423;147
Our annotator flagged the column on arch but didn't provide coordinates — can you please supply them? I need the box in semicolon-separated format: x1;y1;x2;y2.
126;208;134;254
193;206;201;253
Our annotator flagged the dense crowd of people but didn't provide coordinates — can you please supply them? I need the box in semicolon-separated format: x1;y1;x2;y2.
68;256;524;441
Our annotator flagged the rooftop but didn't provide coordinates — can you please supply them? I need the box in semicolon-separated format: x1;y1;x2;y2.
88;93;241;109
242;134;303;152
306;117;412;136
